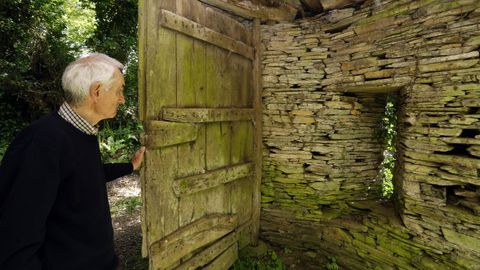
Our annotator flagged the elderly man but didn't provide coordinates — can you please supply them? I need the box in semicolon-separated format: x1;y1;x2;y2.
0;53;145;270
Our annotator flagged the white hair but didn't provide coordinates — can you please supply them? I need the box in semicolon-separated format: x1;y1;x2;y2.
62;53;124;105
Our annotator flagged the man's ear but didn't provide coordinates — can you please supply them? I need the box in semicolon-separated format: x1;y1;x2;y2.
89;82;101;101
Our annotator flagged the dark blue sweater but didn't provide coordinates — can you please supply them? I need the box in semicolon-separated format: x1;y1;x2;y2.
0;112;133;270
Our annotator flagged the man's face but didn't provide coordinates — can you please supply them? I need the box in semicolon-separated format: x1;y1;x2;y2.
95;69;125;120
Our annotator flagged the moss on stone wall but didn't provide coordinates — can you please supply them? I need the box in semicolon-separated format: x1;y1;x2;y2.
260;0;480;268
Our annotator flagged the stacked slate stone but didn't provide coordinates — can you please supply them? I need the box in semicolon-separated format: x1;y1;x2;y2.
262;23;387;214
260;0;480;269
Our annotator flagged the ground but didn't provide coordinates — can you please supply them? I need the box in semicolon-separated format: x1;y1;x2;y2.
107;175;148;270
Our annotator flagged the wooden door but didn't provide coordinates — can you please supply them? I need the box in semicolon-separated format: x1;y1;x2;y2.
138;1;262;269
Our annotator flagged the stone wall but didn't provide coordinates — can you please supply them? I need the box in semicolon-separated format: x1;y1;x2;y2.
260;0;480;269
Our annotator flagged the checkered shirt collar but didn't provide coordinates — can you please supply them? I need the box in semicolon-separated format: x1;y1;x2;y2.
58;102;98;135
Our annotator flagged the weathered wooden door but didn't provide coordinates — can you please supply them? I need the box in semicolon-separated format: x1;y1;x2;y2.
138;1;262;269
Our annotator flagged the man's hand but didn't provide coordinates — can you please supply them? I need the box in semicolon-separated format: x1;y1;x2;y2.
131;146;146;171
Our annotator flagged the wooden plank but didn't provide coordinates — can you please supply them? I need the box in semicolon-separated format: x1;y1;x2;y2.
236;219;254;250
150;214;238;270
173;163;254;196
177;38;209;229
176;1;252;46
163;108;254;122
146;25;176;119
142;0;178;262
144;2;180;268
186;0;208;27
203;6;244;45
142;121;197;148
198;0;297;21
230;177;254;231
138;0;146;122
205;45;231;219
230;55;249;164
251;18;263;245
176;232;238;270
230;52;255;235
203;244;238;270
138;0;147;256
200;0;258;19
145;147;178;258
159;9;254;60
176;0;193;19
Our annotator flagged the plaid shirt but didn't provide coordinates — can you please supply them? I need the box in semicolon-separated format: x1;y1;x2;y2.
58;102;98;135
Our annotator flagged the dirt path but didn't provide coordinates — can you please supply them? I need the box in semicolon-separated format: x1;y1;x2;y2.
107;175;148;270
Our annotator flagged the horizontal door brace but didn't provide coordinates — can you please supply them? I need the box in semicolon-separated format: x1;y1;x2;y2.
141;120;198;148
149;214;238;269
173;162;254;196
163;108;254;123
159;9;254;60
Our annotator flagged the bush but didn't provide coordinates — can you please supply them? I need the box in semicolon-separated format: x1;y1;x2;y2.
98;121;143;164
0;0;141;164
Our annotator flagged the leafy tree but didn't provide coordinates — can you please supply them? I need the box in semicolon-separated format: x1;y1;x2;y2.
62;0;97;55
86;0;138;64
0;0;75;156
0;0;140;161
0;0;71;117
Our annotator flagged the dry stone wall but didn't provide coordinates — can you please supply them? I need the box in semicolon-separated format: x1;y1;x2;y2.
260;0;480;269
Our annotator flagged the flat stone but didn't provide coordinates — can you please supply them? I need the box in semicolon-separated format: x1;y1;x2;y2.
418;59;479;73
310;181;340;191
418;51;479;65
465;35;480;47
442;228;480;252
406;126;462;137
325;101;354;109
293;116;316;124
364;69;398;79
467;145;480;157
341;57;379;71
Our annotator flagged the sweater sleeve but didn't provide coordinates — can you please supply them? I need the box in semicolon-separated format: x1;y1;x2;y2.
103;163;133;182
0;136;61;270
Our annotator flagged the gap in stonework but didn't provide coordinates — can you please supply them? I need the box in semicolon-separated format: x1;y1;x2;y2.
379;94;399;200
446;184;479;215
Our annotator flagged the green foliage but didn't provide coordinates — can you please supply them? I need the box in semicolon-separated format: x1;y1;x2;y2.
0;0;97;160
0;0;140;163
85;0;138;64
326;256;339;270
62;0;97;55
380;95;398;199
111;196;142;216
0;0;79;118
99;122;143;163
230;250;285;270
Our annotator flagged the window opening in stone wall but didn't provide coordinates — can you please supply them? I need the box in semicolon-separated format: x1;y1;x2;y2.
379;94;398;199
447;184;480;215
